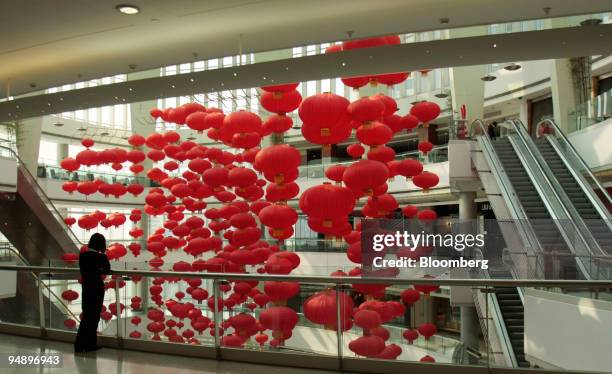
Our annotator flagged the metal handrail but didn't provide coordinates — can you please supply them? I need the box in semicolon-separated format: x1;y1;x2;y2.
0;244;78;320
0;145;84;246
537;118;612;207
508;119;604;277
2;264;612;288
471;119;546;278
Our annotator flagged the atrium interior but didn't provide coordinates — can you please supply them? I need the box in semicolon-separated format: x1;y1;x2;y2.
0;1;611;373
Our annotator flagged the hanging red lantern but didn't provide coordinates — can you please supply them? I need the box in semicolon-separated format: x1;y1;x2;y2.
303;290;354;331
417;209;437;221
260;90;302;115
418;140;434;155
401;205;419;218
324;164;346;183
64;319;77;329
348;97;386;123
367;145;396;164
75;149;99;167
400;288;420;305
62;181;78;194
263;114;293;134
77;181;98;196
298;93;351;145
347;143;365;158
261;83;299;93
412;172;439;192
348;335;386;357
64;217;76;226
61;290;79;302
356;121;393;146
401;114;420;132
299;183;355;222
398;159;423;179
60;158;80;172
128;134;146;148
402;329;419;344
410;101;440;128
342;160;389;196
81;138;94;148
253;145;300;184
417;323;437;340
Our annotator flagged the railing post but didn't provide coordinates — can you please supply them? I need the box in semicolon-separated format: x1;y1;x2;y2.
38;276;46;338
213;279;221;358
335;283;343;371
115;277;123;347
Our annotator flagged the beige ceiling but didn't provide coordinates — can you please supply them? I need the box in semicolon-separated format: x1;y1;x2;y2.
1;0;611;96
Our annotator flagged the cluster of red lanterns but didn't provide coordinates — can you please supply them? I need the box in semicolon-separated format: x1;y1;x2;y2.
56;33;446;362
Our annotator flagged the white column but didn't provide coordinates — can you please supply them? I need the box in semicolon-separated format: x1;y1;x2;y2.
448;26;487;127
16;117;43;175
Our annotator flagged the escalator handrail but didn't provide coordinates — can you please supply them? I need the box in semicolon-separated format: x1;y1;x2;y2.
537;118;612;207
0;145;84;247
508;119;606;258
545;134;612;229
471;120;547;266
0;241;78;321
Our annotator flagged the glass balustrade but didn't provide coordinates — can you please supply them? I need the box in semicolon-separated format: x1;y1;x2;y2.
1;264;611;372
568;88;612;132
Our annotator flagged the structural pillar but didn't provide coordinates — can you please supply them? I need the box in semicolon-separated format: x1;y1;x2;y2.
448;26;487;134
458;191;480;361
16;117;43;176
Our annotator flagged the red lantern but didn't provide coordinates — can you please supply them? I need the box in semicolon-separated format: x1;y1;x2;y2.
60;158;80;172
417;323;437;340
401;114;420;132
126;184;144;197
263;114;293;134
303;290;354;331
299;183;355;221
418;140;434;155
258;306;298;332
354;309;382;330
402;329;419;343
81;138;94;148
412;172;439;192
298;93;351;145
347;143;365;159
61;290;79;302
128;134;146;148
324;164;346;183
75;149;99;167
348;335;386;357
63;319;77;329
62;181;78;194
260;90;302;115
417;209;437;221
410;101;440;128
348;97;386;123
253;145;301;184
342;160;389;196
261;83;299;93
400;288;420;305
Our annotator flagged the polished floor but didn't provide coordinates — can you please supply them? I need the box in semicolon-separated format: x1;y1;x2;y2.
0;334;339;374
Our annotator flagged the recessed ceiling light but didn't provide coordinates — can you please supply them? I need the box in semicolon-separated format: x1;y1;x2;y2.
77;127;87;132
53;123;64;127
100;131;110;136
187;136;196;141
504;63;522;71
480;74;496;82
116;4;140;15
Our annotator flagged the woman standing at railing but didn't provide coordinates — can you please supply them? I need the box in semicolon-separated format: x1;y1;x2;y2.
74;233;110;353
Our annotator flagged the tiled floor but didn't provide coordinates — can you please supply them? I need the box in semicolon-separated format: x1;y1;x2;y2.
0;334;338;374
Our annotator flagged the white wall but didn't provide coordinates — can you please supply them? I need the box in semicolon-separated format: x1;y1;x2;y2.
0;261;17;299
0;157;17;191
566;118;612;171
524;289;612;372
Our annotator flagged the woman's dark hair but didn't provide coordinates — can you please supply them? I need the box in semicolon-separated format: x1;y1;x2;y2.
87;233;107;253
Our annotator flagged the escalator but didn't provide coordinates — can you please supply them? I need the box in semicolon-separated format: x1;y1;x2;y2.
493;287;528;368
492;137;579;279
0;146;80;265
533;132;612;255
